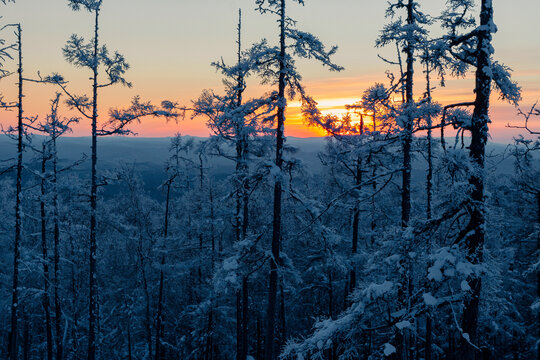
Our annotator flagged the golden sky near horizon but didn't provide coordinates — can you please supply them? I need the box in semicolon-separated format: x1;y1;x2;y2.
1;0;539;142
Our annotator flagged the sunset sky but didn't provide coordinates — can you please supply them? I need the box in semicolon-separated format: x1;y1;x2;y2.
1;0;539;142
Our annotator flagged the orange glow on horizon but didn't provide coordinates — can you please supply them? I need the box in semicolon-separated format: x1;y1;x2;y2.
1;74;539;142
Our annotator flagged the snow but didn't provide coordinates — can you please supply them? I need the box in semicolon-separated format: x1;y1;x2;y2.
423;292;437;306
428;265;443;282
396;320;412;330
363;281;393;301
456;261;473;276
461;280;471;292
223;257;238;271
383;343;396;356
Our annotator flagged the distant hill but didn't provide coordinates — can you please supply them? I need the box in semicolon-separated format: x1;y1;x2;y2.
0;135;525;199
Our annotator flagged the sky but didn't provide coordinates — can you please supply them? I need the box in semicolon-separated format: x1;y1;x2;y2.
1;0;539;143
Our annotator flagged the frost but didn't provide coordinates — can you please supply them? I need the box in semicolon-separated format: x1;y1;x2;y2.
482;65;492;78
391;309;406;318
223;257;238;271
396;320;412;330
491;61;521;105
456;261;473;276
423;292;437;306
461;280;471;292
363;281;393;301
444;268;455;277
383;343;396;356
269;163;283;183
428;265;443;282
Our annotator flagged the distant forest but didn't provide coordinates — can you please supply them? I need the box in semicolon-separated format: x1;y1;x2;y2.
0;0;539;360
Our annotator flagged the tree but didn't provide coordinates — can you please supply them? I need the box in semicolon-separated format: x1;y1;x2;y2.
376;0;429;230
441;1;521;357
23;93;80;360
508;104;539;359
0;23;25;360
250;1;342;357
190;9;277;358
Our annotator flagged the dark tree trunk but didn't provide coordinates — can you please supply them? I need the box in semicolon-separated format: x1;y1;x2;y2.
424;50;433;360
237;278;249;360
233;12;250;358
69;233;80;359
52;134;63;360
242;277;249;359
88;8;100;360
141;245;152;359
205;310;214;360
460;1;494;358
9;24;23;360
350;157;362;296
155;179;172;360
41;144;54;360
265;1;286;359
396;3;416;359
426;315;432;360
237;291;243;360
402;0;415;229
425;59;433;222
279;282;286;346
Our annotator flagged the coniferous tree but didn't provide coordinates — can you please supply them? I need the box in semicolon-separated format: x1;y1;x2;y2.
441;1;521;356
249;1;342;357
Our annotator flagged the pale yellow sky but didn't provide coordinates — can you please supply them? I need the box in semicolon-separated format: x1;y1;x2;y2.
1;0;539;142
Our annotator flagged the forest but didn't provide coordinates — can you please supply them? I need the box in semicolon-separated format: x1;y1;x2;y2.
0;0;539;359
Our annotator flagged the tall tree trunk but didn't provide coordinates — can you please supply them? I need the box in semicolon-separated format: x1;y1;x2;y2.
369;129;377;247
155;179;172;360
349;156;362;298
265;1;286;359
139;242;152;359
234;12;250;358
237;289;243;360
242;277;249;359
396;3;415;358
9;24;23;360
278;282;286;347
402;0;415;229
70;233;80;360
88;8;100;360
22;310;29;360
460;1;493;358
424;50;433;360
205;309;214;360
52;135;63;360
154;256;165;360
41;144;54;360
